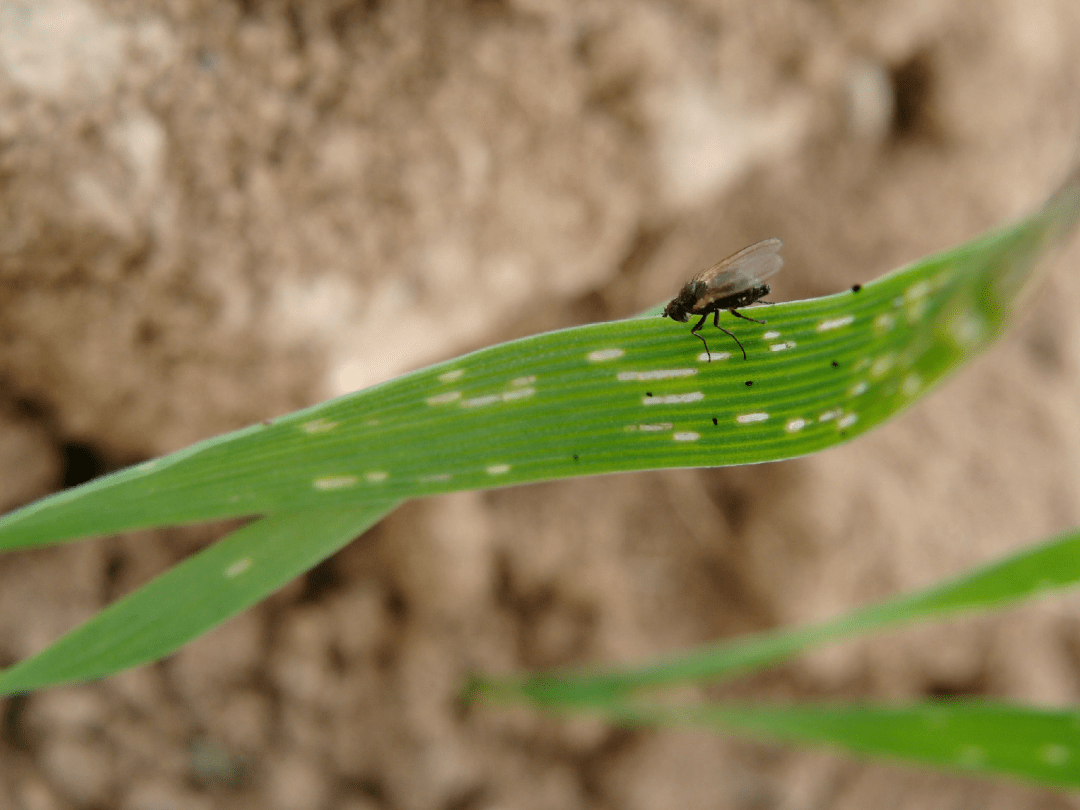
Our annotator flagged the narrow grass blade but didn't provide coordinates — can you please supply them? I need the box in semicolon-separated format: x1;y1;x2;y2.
468;527;1080;705
0;172;1077;550
0;500;396;695
584;700;1080;790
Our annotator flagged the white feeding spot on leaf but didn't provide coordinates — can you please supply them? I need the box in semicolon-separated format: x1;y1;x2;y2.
957;746;985;769
511;375;536;386
427;391;462;405
643;392;705;406
419;473;452;483
902;372;922;397
736;412;769;424
673;431;700;442
816;315;854;332
905;280;930;301
848;382;868;397
762;330;781;339
225;558;251;578
461;394;500;408
635;423;673;432
1040;744;1070;766
439;369;465;382
819;409;840;422
313;475;359;490
905;298;927;322
588;348;625;362
869;353;894;378
949;311;986;348
769;341;796;351
837;413;858;429
486;464;511;475
698;351;730;362
785;418;806;433
303;418;339;434
873;313;895;333
501;388;535;402
617;368;697;381
365;471;388;483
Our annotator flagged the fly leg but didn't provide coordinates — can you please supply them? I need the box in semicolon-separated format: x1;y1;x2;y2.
690;313;711;361
714;310;747;361
728;308;766;324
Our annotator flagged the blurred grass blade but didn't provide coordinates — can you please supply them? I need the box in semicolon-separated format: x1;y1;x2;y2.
582;700;1080;790
0;500;396;695
1;171;1078;549
468;527;1080;705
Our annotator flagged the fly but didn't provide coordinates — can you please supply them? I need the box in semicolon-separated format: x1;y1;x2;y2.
662;238;783;361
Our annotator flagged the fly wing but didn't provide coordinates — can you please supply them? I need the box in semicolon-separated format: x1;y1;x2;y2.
691;238;784;305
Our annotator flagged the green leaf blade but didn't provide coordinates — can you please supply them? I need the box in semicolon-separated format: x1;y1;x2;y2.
604;701;1080;790
470;527;1080;705
0;500;396;695
0;171;1076;551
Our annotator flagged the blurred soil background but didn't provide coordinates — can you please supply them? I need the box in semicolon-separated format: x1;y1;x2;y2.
2;0;1080;808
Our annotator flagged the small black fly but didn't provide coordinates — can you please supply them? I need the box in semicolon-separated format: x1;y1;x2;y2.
662;238;783;361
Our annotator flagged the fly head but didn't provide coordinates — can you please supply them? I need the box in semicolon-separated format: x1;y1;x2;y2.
662;298;690;322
